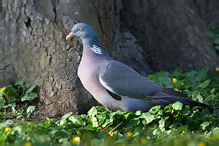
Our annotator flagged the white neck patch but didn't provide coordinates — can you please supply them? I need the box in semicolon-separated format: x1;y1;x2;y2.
91;44;102;54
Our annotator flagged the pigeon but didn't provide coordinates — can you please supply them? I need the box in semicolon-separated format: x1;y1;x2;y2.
66;23;212;112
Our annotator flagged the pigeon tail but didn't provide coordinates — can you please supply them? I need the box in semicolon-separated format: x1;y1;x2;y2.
165;97;213;109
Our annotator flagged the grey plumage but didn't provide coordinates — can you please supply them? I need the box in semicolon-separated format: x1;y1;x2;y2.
66;23;212;112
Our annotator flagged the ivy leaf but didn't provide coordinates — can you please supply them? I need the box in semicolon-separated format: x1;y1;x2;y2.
181;106;190;116
3;103;16;108
213;38;219;44
26;85;37;94
173;67;182;77
139;113;155;124
172;102;183;111
159;118;165;129
60;112;72;126
149;105;161;114
164;104;173;112
0;120;13;129
198;79;211;89
15;80;24;86
158;76;173;88
177;125;188;133
127;118;140;129
21;93;37;101
147;75;157;80
88;106;98;117
69;115;85;126
201;122;210;130
27;106;35;113
197;95;203;102
61;112;72;120
125;112;134;121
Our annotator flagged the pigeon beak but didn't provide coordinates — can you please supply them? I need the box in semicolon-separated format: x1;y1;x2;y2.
66;32;74;40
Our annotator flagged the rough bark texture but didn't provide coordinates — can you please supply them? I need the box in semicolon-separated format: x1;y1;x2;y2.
0;0;218;116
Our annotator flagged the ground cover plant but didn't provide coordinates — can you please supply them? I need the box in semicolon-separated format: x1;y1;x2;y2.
207;23;219;53
0;66;218;146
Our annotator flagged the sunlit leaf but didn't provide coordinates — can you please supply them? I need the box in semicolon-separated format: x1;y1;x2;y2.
27;106;35;113
173;102;183;110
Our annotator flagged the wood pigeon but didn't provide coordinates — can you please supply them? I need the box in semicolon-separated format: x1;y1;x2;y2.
66;23;211;112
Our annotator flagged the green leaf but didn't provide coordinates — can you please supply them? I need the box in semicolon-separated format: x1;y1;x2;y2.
102;119;111;127
139;113;155;124
197;95;203;102
0;120;13;129
198;79;211;89
207;31;215;39
4;86;18;102
164;104;173;112
158;76;174;88
127;118;140;129
213;38;219;44
172;101;183;110
25;83;30;89
61;112;72;120
173;67;182;77
159;118;165;129
125;112;134;121
200;66;209;74
3;103;16;108
182;106;190;116
95;106;107;112
15;80;24;86
177;125;188;133
27;106;35;113
60;112;72;126
88;106;98;117
154;71;170;77
69;115;85;126
147;75;157;80
201;122;210;130
0;97;6;104
210;88;216;94
149;105;161;114
26;85;37;94
21;93;37;101
173;118;182;126
135;110;142;116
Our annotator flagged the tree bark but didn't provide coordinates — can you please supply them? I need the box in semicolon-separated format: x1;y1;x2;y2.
0;0;218;116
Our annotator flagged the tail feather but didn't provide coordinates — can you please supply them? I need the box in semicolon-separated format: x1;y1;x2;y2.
163;87;212;109
166;97;212;109
163;87;187;98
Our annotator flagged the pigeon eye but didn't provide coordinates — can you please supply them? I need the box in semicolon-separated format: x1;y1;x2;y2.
78;28;82;31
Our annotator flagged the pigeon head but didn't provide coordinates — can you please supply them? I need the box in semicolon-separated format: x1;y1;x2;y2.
66;23;97;41
66;23;103;54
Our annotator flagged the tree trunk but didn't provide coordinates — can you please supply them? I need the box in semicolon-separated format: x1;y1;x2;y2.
0;0;218;116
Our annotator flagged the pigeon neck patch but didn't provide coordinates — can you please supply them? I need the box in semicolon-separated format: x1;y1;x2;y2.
90;44;102;54
88;36;102;54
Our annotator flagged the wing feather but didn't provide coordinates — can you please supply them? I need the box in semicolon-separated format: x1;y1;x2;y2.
99;60;163;99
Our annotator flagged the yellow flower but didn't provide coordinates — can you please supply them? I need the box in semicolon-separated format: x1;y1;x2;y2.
24;142;32;146
198;142;206;146
213;134;219;140
181;82;184;86
216;68;219;71
108;131;113;136
140;137;147;143
4;127;11;132
0;87;5;93
127;132;132;137
70;136;80;145
173;78;177;84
